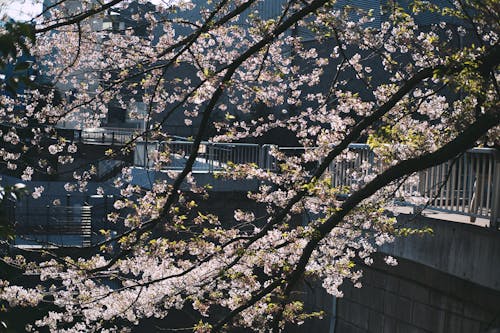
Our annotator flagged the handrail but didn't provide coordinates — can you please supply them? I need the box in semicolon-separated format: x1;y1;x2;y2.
328;145;499;228
134;140;270;172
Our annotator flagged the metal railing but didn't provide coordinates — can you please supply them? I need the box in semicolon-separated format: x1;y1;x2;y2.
416;148;499;224
329;144;380;188
134;141;275;172
78;127;138;145
14;205;92;247
328;144;500;227
76;127;193;146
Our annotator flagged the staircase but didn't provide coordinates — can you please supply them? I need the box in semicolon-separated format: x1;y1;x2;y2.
81;205;92;247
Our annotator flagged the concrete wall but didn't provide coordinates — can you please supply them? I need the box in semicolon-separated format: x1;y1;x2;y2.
286;214;500;332
335;254;500;333
381;214;500;291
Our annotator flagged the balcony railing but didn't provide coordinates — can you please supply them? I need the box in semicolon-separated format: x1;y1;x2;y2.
134;141;275;172
133;141;499;226
328;144;500;227
77;127;138;145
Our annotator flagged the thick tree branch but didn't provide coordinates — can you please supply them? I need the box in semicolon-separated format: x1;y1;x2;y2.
283;111;499;297
35;0;124;33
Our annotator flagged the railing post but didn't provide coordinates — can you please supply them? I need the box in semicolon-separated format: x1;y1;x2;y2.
490;151;500;229
46;204;50;244
261;144;271;171
259;145;266;170
269;145;277;171
66;194;71;231
208;143;214;173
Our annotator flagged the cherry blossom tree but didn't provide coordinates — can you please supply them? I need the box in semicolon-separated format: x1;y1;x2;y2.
0;0;499;331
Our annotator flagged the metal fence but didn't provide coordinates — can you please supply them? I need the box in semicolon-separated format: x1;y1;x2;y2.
134;141;274;172
329;144;380;188
78;127;139;145
416;148;499;223
14;205;92;247
328;144;500;226
276;146;319;172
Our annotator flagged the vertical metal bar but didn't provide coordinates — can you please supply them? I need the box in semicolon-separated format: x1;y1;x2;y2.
466;153;473;214
448;157;458;211
444;162;450;210
436;164;441;207
428;165;434;207
435;164;440;207
468;153;477;216
209;143;214;173
464;153;470;212
485;153;493;215
46;204;50;244
336;159;340;187
490;152;500;229
443;162;449;209
259;145;264;169
337;159;341;187
479;154;486;216
339;157;343;187
342;158;346;187
474;153;480;217
457;155;463;213
465;153;471;213
337;158;341;187
436;164;442;208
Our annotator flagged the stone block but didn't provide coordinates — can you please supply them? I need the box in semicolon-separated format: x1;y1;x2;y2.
463;304;493;322
348;284;364;304
345;299;369;330
461;317;481;333
397;322;430;333
383;316;398;332
363;285;385;311
337;298;349;320
384;292;413;323
398;280;430;304
386;274;400;292
335;320;368;333
442;297;464;315
443;313;463;333
370;270;387;289
412;302;445;332
368;309;384;333
335;320;353;333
